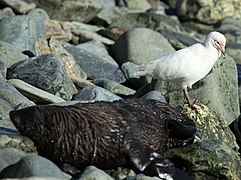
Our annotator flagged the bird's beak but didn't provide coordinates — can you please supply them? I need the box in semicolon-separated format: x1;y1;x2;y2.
219;46;225;57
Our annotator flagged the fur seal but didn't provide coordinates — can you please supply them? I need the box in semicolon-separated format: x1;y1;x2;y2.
10;99;196;179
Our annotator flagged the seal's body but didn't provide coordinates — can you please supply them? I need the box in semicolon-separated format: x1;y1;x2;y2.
10;99;196;178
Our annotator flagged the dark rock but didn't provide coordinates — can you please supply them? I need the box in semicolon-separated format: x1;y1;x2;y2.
72;86;122;102
10;99;196;178
229;115;241;153
0;14;46;54
0;155;70;179
111;27;175;65
66;45;126;83
7;54;77;101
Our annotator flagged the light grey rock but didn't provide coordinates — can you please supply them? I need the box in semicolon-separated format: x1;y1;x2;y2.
0;58;6;79
121;62;139;79
66;45;126;83
92;78;135;96
0;14;46;54
76;166;113;180
0;98;15;129
0;147;26;172
7;54;77;101
0;0;36;14
140;91;167;103
0;41;28;68
0;80;35;109
136;174;161;180
111;27;175;65
0;7;15;19
77;40;118;65
153;55;239;125
125;0;151;11
28;8;50;20
0;155;70;179
8;79;66;104
72;86;122;102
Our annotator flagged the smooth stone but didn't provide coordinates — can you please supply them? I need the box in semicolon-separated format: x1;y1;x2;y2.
0;98;15;129
121;61;140;87
77;40;118;65
140;91;167;103
0;14;46;54
66;45;126;83
75;166;113;180
0;7;15;19
72;86;122;102
65;21;104;32
92;78;136;96
7;54;77;101
0;80;35;109
153;55;240;125
111;27;175;65
1;0;36;14
0;147;26;172
27;8;50;20
0;155;70;179
125;0;151;11
0;41;28;68
0;58;6;79
0;135;36;154
8;79;66;104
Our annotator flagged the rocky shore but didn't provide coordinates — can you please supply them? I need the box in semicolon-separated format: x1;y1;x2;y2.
0;0;241;179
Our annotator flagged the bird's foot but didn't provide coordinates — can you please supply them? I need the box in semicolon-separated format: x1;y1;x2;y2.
184;99;201;109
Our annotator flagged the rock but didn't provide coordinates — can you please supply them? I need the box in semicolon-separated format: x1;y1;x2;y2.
7;54;77;101
0;58;6;79
0;98;15;129
0;135;36;154
97;27;125;41
93;78;135;96
229;115;241;153
0;147;26;172
65;21;104;33
72;86;122;102
140;90;167;103
75;166;114;180
0;80;35;109
35;38;87;80
8;79;66;104
0;7;15;19
125;0;151;11
27;8;49;20
77;40;118;65
165;139;241;180
153;55;240;125
0;155;70;179
0;14;46;54
0;41;28;68
109;167;136;180
169;0;241;24
111;27;175;65
66;45;126;83
25;0;103;22
135;174;161;180
0;0;36;14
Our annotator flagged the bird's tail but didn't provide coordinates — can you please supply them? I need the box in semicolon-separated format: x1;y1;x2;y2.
134;60;158;77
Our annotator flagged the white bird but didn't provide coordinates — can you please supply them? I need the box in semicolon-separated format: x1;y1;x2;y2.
134;31;226;105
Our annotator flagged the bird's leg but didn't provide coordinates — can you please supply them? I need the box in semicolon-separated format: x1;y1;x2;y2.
183;88;192;106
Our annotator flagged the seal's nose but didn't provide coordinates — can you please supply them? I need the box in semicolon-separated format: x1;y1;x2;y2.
9;110;21;125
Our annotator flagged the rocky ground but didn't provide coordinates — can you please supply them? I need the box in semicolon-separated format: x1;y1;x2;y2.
0;0;241;179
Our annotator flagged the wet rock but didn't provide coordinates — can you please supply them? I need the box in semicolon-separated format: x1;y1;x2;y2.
0;80;35;109
0;135;36;154
26;0;102;23
111;27;175;65
0;155;70;179
7;54;77;101
0;41;28;68
0;0;36;14
0;14;46;54
66;45;126;83
8;79;66;104
0;147;26;172
154;55;240;125
92;78;135;96
75;166;113;180
72;86;122;102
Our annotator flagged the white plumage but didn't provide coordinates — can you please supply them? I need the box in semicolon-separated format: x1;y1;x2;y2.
135;31;226;105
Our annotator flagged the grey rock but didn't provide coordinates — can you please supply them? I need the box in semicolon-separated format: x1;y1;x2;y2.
76;166;113;180
0;7;15;19
136;174;161;180
7;54;77;101
140;91;167;103
0;58;6;79
8;79;66;104
28;8;50;21
0;14;46;54
92;78;136;96
111;27;175;65
0;147;26;172
121;62;139;79
25;0;102;23
153;55;240;125
72;86;122;102
0;80;35;109
66;45;126;83
0;155;70;179
125;0;151;11
0;41;28;68
0;135;36;154
1;0;36;14
110;167;136;180
77;40;118;65
0;98;15;129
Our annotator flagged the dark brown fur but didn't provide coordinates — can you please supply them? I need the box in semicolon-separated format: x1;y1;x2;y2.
10;99;196;177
